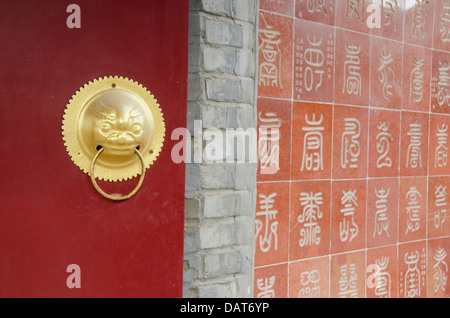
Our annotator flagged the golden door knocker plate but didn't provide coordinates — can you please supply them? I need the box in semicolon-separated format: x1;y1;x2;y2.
62;76;165;199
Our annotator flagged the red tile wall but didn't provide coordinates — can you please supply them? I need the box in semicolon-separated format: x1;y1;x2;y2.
255;0;450;298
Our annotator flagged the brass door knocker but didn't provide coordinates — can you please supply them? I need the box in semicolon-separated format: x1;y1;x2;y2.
62;76;165;200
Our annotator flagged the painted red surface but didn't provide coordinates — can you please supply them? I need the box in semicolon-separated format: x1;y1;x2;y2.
0;0;188;297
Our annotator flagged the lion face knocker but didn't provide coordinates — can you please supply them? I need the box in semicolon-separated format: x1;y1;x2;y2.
62;76;165;200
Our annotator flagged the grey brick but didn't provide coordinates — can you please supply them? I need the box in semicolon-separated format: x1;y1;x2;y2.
199;221;237;249
200;164;235;189
203;251;242;278
202;0;233;17
203;191;238;218
234;48;254;78
188;73;203;101
234;163;256;189
185;163;201;193
232;0;256;23
198;280;237;298
204;18;243;48
185;197;201;219
201;105;228;128
240;77;254;104
206;77;242;102
237;20;254;50
202;45;236;74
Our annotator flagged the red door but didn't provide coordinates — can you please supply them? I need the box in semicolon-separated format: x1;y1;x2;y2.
0;0;188;297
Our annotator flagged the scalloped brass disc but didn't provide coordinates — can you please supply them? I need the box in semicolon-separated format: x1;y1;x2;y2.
62;76;165;182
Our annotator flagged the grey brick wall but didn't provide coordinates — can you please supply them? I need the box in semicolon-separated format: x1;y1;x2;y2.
184;0;258;298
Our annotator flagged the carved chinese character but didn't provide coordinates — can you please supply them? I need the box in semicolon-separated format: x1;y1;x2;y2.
341;118;361;169
259;14;283;88
376;121;393;168
301;113;324;172
255;193;279;253
258;112;281;174
299;192;323;247
343;44;362;96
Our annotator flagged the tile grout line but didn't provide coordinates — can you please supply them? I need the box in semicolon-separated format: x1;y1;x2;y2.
286;8;296;297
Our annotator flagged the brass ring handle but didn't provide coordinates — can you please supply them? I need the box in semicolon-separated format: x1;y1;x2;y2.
90;147;146;201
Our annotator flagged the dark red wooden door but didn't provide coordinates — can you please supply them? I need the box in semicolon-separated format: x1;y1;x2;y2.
0;0;188;297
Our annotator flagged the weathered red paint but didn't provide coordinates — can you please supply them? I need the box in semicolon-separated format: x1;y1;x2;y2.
0;0;188;297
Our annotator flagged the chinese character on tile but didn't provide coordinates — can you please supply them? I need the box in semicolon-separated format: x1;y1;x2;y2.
307;0;328;15
410;57;425;103
404;251;421;297
374;187;391;238
345;0;366;22
440;0;450;42
339;189;359;243
256;275;276;298
406;122;423;169
298;269;321;298
341;118;361;169
301;113;324;172
374;256;392;298
433;247;448;293
437;61;450;107
339;263;359;298
380;0;399;31
258;112;281;175
259;13;283;89
434;185;448;229
304;35;326;93
255;193;279;253
378;49;395;100
411;0;427;39
405;186;421;235
343;44;362;96
298;192;323;247
435;124;449;168
376;121;393;168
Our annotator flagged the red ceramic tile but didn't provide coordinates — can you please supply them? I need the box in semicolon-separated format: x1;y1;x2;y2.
404;0;435;48
398;241;427;298
401;44;432;112
400;111;429;177
290;180;331;261
295;0;336;25
398;177;427;243
428;176;450;239
366;245;398;298
255;182;290;267
334;28;371;107
260;0;295;16
367;178;398;248
291;102;333;180
427;237;450;298
429;114;450;176
293;19;335;103
254;263;288;298
370;0;405;42
431;50;450;114
330;250;366;298
332;105;369;179
257;98;292;181
288;256;330;298
258;11;293;100
331;180;366;254
335;0;373;34
370;37;403;109
368;109;400;177
433;0;450;52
